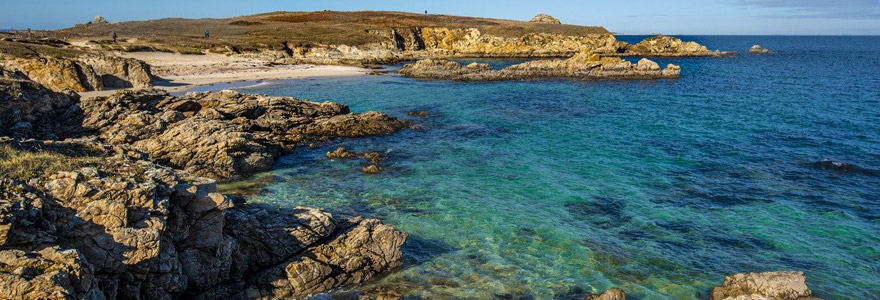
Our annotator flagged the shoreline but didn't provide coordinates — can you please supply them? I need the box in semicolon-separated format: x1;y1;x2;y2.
78;52;369;98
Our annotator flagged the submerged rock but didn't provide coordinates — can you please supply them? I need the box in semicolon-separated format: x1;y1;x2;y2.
710;271;821;300
530;13;562;24
399;53;680;81
585;288;626;300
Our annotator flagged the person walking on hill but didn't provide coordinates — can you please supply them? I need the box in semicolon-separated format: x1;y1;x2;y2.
112;31;117;42
204;29;210;39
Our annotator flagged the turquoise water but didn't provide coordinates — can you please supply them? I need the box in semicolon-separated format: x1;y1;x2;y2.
224;36;880;299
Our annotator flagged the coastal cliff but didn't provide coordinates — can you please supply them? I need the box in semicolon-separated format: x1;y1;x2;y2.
0;67;408;299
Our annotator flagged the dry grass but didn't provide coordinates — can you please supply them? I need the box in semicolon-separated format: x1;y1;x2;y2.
0;144;102;182
53;11;608;52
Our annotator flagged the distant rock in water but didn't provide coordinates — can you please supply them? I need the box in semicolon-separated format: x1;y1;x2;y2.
806;159;880;177
624;35;731;57
530;13;562;24
399;52;680;81
749;44;772;54
710;271;821;300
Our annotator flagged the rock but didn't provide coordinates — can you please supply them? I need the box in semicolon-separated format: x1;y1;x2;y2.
399;52;680;81
80;89;409;181
362;164;382;174
0;54;155;92
327;147;357;159
407;110;428;117
710;271;821;300
93;16;109;24
624;36;728;57
749;45;772;54
0;71;81;139
530;13;562;24
585;288;626;300
0;247;104;300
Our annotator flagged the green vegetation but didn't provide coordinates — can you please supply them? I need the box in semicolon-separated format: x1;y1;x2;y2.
0;144;101;182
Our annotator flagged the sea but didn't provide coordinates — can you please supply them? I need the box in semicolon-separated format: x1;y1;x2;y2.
215;36;880;299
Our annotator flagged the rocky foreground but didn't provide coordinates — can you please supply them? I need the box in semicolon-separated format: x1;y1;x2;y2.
399;52;680;81
0;67;409;299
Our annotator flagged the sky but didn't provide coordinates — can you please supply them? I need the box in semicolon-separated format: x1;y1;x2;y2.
1;0;878;35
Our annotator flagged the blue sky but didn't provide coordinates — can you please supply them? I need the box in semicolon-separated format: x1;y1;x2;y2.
2;0;878;34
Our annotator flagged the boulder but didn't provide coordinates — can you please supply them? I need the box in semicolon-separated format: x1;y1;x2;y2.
0;247;105;300
530;13;562;24
0;72;81;139
92;16;109;24
709;271;821;300
585;288;626;300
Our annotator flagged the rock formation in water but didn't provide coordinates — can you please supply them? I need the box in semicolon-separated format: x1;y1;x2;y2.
0;72;409;300
77;89;409;181
749;44;772;54
530;13;562;24
709;271;822;300
398;52;680;81
623;36;730;57
585;288;626;300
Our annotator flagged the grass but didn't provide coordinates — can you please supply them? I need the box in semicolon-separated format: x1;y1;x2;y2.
0;144;102;182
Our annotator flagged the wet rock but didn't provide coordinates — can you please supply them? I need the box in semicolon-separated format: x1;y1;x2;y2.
584;288;626;300
710;271;820;300
399;53;680;81
407;110;428;117
327;146;357;159
362;164;382;174
530;13;562;24
749;45;772;54
805;160;880;177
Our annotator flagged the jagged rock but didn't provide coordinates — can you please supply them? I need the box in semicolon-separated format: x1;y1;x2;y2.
0;246;105;300
624;36;727;57
585;288;626;300
0;180;57;249
0;72;81;139
0;53;154;92
399;53;680;81
327;147;357;159
78;54;154;89
749;45;772;54
710;271;821;300
531;13;562;24
80;89;409;181
362;164;382;174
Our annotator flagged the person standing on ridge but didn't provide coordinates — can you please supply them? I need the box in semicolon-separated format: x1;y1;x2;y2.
204;29;210;39
112;31;117;43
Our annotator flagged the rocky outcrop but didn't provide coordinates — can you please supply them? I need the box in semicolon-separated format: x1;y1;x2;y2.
0;70;81;139
399;52;680;81
0;53;154;92
623;36;731;57
79;89;409;181
710;271;822;300
530;14;562;24
585;288;626;300
0;141;407;300
749;45;772;54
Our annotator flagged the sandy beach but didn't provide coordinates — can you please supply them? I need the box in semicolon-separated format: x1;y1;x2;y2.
79;52;367;98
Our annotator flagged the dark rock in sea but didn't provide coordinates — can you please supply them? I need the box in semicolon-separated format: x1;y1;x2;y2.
399;52;680;81
805;159;880;177
407;110;429;117
749;45;772;54
710;271;822;300
327;146;358;159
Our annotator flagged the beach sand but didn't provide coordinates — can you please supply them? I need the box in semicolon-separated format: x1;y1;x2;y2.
79;52;367;98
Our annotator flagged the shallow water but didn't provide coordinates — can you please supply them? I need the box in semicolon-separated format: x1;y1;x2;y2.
225;36;880;299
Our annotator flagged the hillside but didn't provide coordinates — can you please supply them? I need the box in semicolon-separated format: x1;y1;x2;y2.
57;11;609;52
